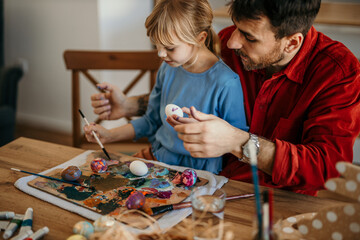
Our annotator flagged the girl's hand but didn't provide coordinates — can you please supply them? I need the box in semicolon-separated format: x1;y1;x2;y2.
83;123;113;144
166;106;199;127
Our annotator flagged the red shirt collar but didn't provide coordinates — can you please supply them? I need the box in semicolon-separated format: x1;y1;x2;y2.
282;27;318;84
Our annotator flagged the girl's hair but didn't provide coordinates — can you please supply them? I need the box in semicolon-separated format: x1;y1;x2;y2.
145;0;220;56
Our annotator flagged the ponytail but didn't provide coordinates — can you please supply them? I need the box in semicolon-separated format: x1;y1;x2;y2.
205;27;221;57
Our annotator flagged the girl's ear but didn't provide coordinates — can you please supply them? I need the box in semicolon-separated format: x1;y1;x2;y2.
284;33;303;53
197;31;208;44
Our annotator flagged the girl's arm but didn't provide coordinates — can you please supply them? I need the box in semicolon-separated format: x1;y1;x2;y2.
84;123;135;144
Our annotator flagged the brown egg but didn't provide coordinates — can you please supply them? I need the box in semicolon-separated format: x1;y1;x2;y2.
61;166;82;181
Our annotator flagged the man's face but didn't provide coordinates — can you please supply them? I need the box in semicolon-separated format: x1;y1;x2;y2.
227;16;286;71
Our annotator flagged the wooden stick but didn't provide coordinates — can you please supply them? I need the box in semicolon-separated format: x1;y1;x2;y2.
150;193;254;216
11;168;94;190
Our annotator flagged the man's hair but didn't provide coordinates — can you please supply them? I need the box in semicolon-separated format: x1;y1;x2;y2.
229;0;321;39
145;0;220;56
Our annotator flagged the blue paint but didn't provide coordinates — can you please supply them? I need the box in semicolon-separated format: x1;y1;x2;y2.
149;179;170;189
155;168;169;177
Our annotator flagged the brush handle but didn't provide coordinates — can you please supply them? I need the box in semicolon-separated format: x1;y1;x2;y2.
225;193;255;201
79;109;111;160
173;201;192;210
10;168;94;190
174;193;255;209
151;193;254;216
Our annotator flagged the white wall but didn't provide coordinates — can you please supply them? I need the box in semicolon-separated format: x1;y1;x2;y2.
5;0;100;133
4;0;153;133
97;0;153;129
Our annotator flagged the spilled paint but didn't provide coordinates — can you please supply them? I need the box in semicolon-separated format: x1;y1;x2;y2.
90;175;129;192
60;186;94;201
96;199;121;214
155;168;169;177
147;178;170;189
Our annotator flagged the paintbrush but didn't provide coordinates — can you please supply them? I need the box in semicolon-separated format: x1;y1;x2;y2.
78;109;111;160
149;193;255;216
11;168;95;190
249;140;263;239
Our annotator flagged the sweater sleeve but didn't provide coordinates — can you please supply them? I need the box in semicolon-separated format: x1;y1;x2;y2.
217;73;249;132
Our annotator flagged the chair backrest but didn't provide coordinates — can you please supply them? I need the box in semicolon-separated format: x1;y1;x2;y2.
63;50;162;147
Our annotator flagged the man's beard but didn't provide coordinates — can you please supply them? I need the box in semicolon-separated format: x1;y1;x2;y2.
234;45;284;71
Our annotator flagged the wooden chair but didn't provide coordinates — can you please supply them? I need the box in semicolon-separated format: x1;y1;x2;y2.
63;50;162;147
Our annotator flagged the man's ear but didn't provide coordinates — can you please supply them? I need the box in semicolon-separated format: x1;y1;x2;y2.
197;31;208;44
284;33;303;53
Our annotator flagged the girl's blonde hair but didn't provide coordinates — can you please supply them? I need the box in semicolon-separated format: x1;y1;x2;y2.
145;0;220;56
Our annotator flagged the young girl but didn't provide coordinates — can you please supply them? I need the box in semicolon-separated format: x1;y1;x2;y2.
84;0;248;174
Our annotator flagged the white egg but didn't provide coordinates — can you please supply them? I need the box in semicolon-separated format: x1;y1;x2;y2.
165;104;183;118
129;160;148;176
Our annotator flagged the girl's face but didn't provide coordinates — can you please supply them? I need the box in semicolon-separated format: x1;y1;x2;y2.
156;35;197;68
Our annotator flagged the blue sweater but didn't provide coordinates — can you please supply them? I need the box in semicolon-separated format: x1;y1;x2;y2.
131;59;248;173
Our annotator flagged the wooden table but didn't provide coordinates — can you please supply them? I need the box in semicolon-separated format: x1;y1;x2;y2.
0;137;344;239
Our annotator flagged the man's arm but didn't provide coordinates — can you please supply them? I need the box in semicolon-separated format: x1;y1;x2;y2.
134;94;149;116
171;107;276;175
90;82;150;120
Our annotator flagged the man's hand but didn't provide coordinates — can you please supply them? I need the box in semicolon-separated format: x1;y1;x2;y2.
172;106;246;158
91;82;127;120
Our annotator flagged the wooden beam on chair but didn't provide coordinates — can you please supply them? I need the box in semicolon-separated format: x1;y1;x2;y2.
316;2;360;26
123;70;147;94
72;70;81;147
80;70;101;88
64;50;161;70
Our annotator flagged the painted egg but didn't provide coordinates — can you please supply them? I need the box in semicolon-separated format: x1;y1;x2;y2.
73;221;94;238
129;160;148;176
90;158;108;173
61;166;82;181
165;104;183;118
66;235;87;240
126;191;146;209
181;169;197;187
93;216;116;232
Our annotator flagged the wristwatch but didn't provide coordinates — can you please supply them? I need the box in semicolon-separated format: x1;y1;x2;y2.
242;133;260;159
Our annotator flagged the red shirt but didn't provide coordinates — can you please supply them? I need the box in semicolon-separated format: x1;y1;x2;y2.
219;26;360;195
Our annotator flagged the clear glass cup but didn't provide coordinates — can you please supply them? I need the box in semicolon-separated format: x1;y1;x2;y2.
191;186;226;240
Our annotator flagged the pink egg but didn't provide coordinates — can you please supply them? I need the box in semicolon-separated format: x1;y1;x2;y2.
61;166;82;181
90;158;108;173
181;169;197;187
125;191;145;209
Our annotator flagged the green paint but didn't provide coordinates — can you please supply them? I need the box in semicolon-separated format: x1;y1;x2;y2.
60;186;94;201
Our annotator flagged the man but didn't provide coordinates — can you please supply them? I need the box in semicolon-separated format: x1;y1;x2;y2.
90;0;360;195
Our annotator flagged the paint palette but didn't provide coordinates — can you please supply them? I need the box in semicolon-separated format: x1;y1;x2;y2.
28;151;208;228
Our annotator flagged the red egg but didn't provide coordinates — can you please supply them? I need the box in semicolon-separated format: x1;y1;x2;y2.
61;166;82;181
181;169;197;187
125;191;145;209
